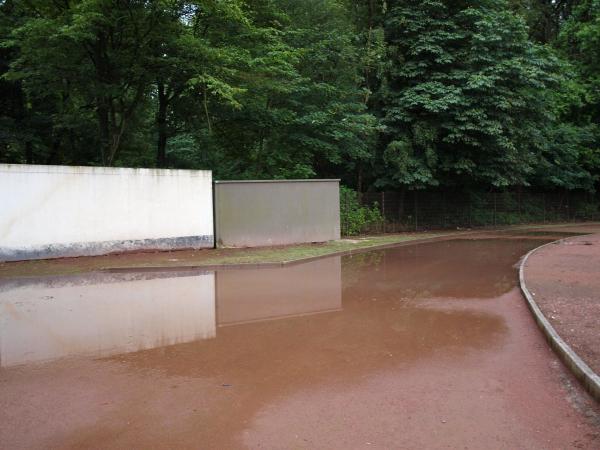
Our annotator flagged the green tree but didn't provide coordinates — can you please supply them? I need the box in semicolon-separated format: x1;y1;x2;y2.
556;0;600;188
5;0;164;165
149;1;250;167
379;0;561;189
509;0;580;43
195;0;377;180
0;0;598;196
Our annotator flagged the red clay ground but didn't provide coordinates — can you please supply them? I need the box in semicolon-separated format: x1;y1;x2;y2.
522;232;600;375
1;234;600;449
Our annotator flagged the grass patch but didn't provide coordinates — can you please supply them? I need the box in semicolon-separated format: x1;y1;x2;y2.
193;233;449;265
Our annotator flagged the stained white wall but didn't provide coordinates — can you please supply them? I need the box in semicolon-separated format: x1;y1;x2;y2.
0;164;213;260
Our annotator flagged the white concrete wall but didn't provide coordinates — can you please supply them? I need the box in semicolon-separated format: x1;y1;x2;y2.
0;164;213;260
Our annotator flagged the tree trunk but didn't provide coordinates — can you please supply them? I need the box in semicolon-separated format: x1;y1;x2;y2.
97;102;110;165
25;141;33;164
92;33;111;165
46;138;61;165
203;86;212;134
156;81;168;168
357;164;363;201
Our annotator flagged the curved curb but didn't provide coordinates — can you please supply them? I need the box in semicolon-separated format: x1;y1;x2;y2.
519;237;600;401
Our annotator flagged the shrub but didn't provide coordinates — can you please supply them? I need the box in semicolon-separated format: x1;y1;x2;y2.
340;186;384;235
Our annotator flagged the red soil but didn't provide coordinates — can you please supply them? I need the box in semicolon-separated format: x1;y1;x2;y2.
1;236;599;448
522;232;600;375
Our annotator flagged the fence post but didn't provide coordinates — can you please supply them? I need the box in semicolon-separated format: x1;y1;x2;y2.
518;190;522;224
469;195;472;228
442;191;447;229
342;189;346;236
381;191;386;233
543;193;546;223
493;192;497;227
398;190;404;232
414;191;419;231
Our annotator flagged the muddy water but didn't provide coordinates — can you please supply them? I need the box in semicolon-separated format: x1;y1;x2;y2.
0;236;598;449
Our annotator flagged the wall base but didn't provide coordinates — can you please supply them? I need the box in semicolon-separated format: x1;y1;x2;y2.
0;235;214;262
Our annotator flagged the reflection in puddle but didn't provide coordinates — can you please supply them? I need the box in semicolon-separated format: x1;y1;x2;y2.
2;237;586;450
216;257;341;326
0;239;544;368
0;273;216;367
0;257;342;367
343;238;548;299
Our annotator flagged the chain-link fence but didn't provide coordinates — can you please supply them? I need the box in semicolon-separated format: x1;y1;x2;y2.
341;189;600;235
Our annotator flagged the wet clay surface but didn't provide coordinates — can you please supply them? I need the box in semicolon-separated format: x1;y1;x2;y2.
1;235;599;449
523;231;600;375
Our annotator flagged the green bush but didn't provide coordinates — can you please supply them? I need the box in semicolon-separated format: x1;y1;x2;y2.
573;202;599;220
340;186;384;235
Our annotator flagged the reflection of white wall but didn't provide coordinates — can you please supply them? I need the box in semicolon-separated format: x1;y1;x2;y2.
0;273;215;367
0;164;213;260
217;257;342;326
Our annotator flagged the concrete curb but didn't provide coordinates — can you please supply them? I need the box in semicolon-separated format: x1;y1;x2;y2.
519;237;600;402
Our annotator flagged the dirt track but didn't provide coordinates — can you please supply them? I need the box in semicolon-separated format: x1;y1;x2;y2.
1;228;600;448
522;232;600;375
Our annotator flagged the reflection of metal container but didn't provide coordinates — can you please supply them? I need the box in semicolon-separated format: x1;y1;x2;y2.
0;272;216;367
216;257;342;326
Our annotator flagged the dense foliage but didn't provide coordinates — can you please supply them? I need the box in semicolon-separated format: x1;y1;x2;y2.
339;185;383;234
1;0;598;192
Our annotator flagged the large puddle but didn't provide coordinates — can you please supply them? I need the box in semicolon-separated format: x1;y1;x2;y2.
1;237;542;367
1;234;598;449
